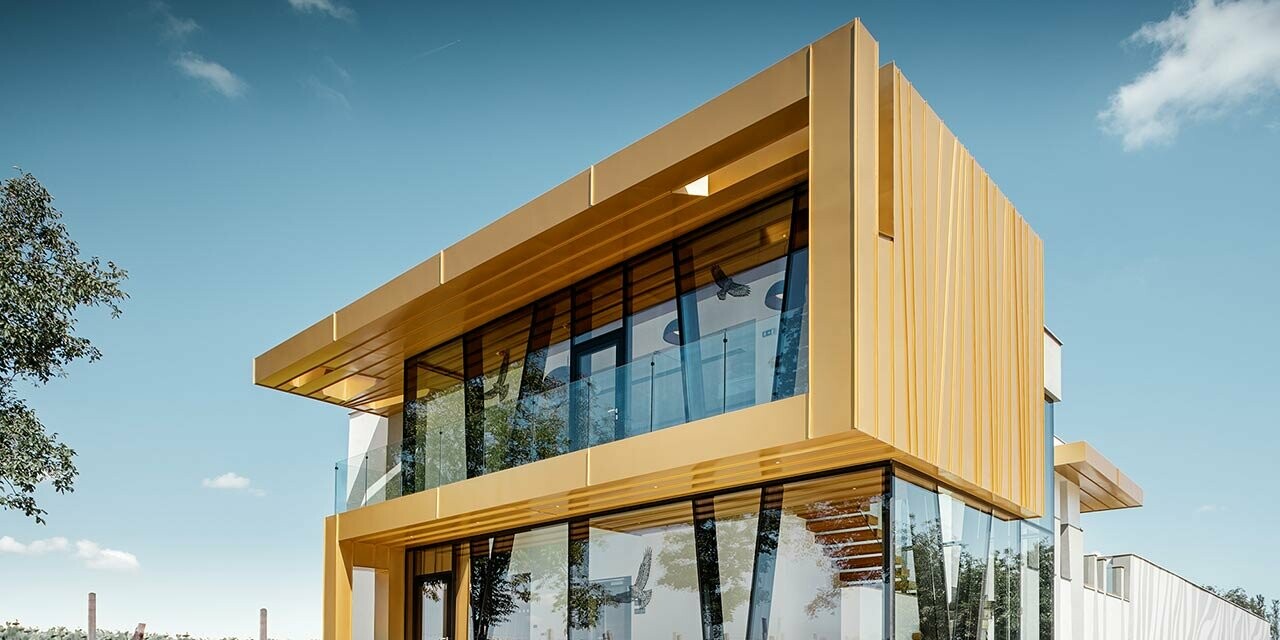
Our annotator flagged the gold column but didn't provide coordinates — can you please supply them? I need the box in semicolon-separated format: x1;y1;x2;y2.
387;546;406;640
807;20;880;439
323;516;354;640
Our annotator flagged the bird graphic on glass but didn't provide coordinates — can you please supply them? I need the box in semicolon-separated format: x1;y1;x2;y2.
711;265;751;300
629;547;653;614
483;350;512;401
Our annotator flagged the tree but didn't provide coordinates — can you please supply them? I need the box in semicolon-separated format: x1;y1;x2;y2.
1;171;127;523
1205;586;1279;639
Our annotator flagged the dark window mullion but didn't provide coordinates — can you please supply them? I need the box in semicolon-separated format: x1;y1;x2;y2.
745;485;783;640
673;242;705;422
566;519;591;640
514;301;555;466
772;195;804;401
692;496;725;640
463;333;486;479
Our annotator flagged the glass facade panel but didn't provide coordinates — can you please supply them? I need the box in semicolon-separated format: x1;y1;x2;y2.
576;502;703;640
893;478;949;640
404;338;468;492
365;187;812;508
939;493;991;640
985;518;1022;640
675;199;792;420
405;465;1055;640
625;250;683;436
893;475;1053;640
470;523;569;640
770;470;887;640
1020;524;1053;640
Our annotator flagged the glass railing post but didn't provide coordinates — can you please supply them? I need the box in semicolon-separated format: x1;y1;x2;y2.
721;331;729;415
362;454;370;509
649;356;656;434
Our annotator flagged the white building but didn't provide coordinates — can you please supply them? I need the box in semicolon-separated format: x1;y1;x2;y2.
1048;334;1270;640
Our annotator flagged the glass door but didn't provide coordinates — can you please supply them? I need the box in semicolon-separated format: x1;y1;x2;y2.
414;573;452;640
570;329;626;449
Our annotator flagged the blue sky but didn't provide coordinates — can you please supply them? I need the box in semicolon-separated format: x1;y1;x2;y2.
1;0;1278;637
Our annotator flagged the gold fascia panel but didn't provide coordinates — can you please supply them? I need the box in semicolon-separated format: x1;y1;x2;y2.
334;254;444;341
439;170;592;283
254;316;339;388
590;48;809;205
333;393;1045;549
335;396;891;547
1055;440;1144;512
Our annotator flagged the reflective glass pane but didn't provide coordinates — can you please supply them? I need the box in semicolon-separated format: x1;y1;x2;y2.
382;186;812;512
771;469;886;640
519;292;573;464
893;478;950;640
420;577;450;640
470;523;569;640
939;493;991;640
709;490;763;640
986;518;1022;640
675;199;792;422
626;250;683;436
577;502;702;640
406;338;468;490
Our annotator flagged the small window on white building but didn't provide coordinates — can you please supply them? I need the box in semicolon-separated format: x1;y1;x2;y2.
1059;522;1072;580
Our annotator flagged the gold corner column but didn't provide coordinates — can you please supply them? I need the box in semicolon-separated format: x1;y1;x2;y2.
807;20;880;440
323;516;354;640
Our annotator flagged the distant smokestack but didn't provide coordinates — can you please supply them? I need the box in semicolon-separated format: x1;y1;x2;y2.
88;593;96;640
260;608;267;640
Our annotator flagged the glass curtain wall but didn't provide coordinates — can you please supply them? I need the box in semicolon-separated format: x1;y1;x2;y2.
892;475;1054;640
410;465;1056;640
419;466;885;640
402;187;810;495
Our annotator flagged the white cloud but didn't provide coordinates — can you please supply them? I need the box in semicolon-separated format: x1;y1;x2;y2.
0;536;68;555
202;471;252;490
287;0;355;21
1195;504;1227;515
175;52;247;99
75;540;140;572
305;76;351;110
2;536;135;571
1100;0;1280;150
413;40;461;60
324;56;351;84
153;1;200;42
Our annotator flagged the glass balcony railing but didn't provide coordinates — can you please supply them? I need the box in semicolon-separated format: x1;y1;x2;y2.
334;308;808;514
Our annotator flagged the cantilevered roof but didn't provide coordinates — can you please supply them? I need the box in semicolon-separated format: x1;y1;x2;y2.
253;42;814;415
1054;440;1144;512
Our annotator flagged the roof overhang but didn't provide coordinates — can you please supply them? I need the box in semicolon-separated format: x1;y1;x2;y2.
1054;440;1143;512
253;41;818;415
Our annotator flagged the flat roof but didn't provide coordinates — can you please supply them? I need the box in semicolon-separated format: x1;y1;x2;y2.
254;26;821;414
1055;440;1144;512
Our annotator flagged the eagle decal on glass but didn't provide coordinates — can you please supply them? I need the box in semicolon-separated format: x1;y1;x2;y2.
631;547;653;614
482;350;512;401
712;265;751;300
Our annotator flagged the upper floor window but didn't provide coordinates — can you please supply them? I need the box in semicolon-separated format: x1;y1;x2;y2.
401;186;810;490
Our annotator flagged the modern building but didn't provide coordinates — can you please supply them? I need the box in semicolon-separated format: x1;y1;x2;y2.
253;19;1266;640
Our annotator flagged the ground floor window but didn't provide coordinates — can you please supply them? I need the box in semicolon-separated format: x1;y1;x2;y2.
891;473;1053;640
407;464;1052;640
